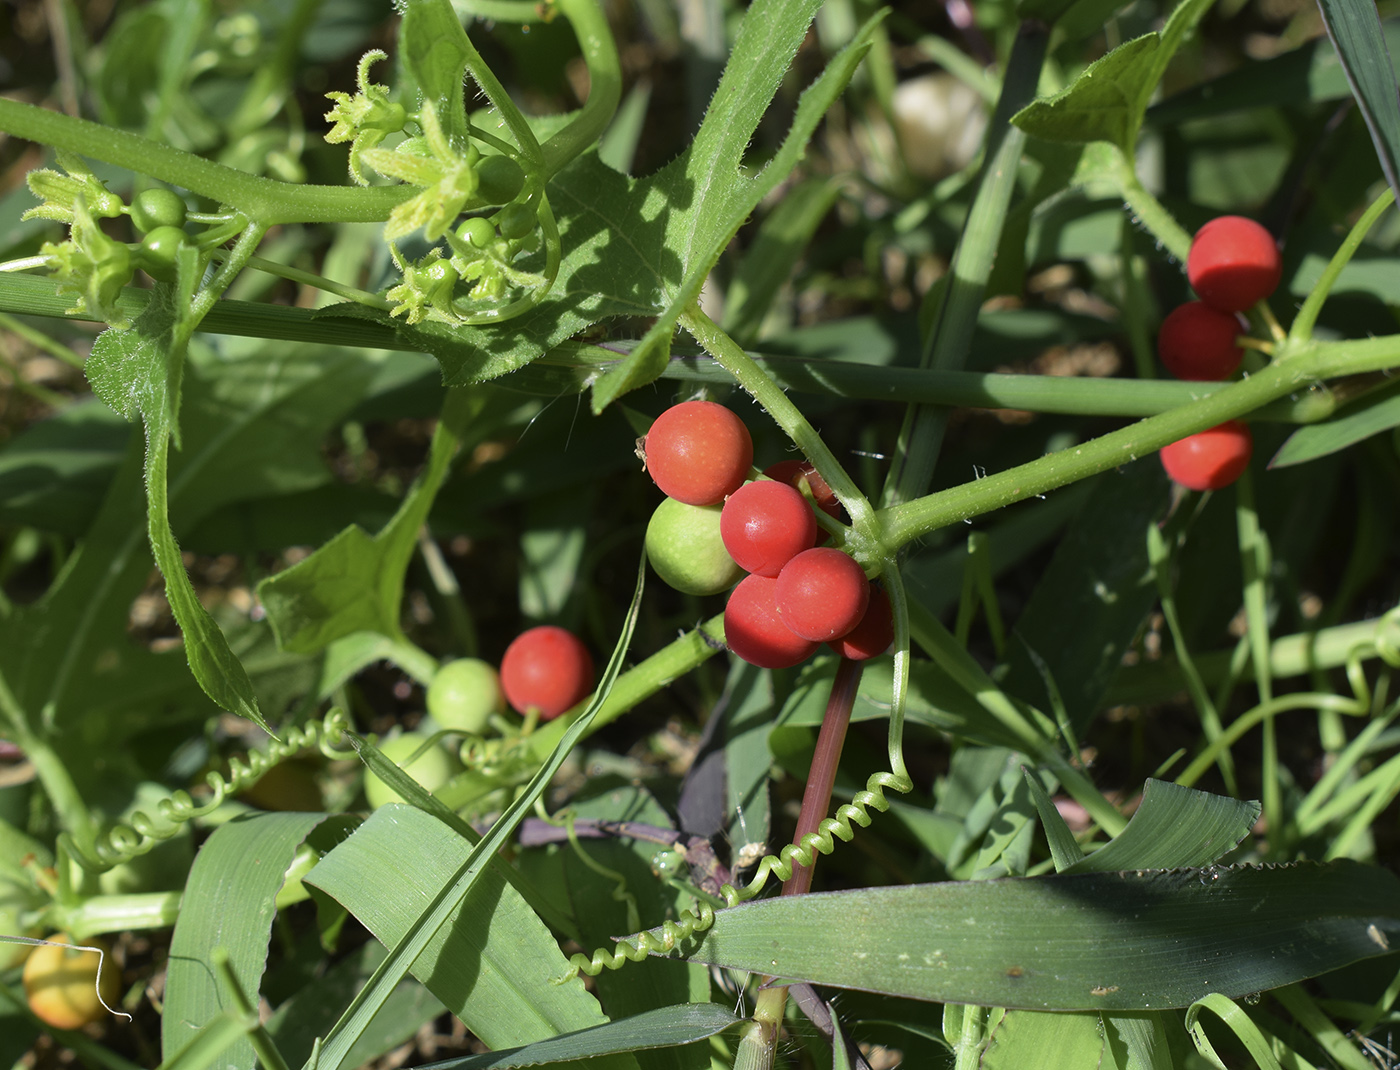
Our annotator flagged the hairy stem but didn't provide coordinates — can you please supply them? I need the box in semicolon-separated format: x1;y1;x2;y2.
0;99;410;225
541;0;624;177
878;335;1400;549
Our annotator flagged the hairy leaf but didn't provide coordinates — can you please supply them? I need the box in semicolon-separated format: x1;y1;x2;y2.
1013;0;1213;153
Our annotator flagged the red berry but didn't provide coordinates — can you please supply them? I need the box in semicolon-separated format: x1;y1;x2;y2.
499;626;595;719
720;480;818;577
725;574;818;669
774;547;870;643
1157;302;1243;381
1186;216;1281;313
1159;420;1253;491
828;585;893;661
763;460;842;520
643;401;753;506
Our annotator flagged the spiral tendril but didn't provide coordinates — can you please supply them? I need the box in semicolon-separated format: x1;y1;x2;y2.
558;767;911;982
60;710;353;873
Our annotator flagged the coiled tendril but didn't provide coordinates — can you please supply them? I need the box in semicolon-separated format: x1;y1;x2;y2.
559;766;912;981
60;709;354;873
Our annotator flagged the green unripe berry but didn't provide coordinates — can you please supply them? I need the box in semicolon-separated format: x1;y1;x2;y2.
363;733;458;808
139;225;190;282
646;497;743;596
496;202;536;240
130;188;187;233
427;658;505;734
457;217;497;249
477;155;526;207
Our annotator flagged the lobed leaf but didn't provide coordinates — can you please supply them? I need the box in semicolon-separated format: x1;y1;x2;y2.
1012;0;1213;153
259;388;475;653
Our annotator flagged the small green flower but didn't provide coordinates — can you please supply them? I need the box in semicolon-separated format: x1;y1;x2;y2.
444;215;546;304
41;196;134;327
23;152;124;224
385;246;462;325
360;99;480;242
324;50;408;185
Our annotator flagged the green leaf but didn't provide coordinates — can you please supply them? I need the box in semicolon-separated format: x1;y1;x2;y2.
266;943;445;1070
399;0;474;146
397;1005;740;1069
81;254;274;729
1012;0;1212;153
307;804;622;1052
515;783;711;1070
0;398;129;536
588;5;885;411
1061;780;1259;873
338;2;880;408
1186;993;1286;1069
163;812;351;1067
675;860;1400;1010
1270;381;1400;468
1318;0;1400;200
981;1009;1105;1069
146;423;271;730
1013;36;1161;151
304;558;646;1070
1103;1012;1175;1070
258;388;472;653
1022;769;1084;872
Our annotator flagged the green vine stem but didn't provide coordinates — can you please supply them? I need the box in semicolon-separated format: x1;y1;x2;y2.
877;334;1400;549
0;99;410;225
56;710;354;874
539;0;624;177
48;892;182;941
1289;186;1396;343
681;304;880;552
0;271;1359;427
1109;611;1400;704
884;19;1047;509
1114;144;1193;264
207;251;393;310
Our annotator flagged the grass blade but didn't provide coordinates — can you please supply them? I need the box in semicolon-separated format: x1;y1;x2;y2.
1318;0;1400;200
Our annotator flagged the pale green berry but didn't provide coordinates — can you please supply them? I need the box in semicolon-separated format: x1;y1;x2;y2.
363;733;457;808
427;658;505;734
646;497;743;596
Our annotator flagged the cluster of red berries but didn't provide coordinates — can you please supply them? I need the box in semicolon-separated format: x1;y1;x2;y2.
642;401;893;670
1156;216;1281;492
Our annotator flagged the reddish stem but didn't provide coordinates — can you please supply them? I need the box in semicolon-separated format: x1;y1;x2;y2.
782;656;864;896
